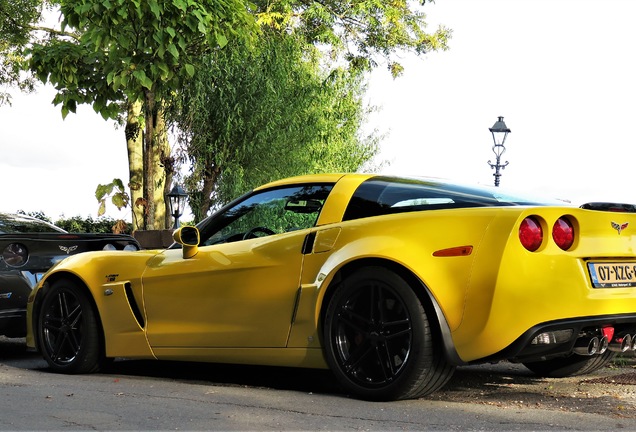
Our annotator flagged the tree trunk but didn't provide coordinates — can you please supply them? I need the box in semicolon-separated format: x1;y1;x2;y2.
125;100;144;231
198;164;221;221
152;107;172;228
143;89;156;229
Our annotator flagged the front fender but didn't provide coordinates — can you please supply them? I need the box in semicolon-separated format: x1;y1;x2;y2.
28;250;159;359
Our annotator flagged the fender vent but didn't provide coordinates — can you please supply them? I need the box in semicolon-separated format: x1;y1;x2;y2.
125;283;145;328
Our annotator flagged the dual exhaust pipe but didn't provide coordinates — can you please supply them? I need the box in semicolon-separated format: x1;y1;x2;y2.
573;333;635;356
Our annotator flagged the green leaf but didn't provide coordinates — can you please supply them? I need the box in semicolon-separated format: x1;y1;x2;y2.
185;64;195;77
133;70;153;89
149;0;161;19
216;33;228;48
167;43;179;59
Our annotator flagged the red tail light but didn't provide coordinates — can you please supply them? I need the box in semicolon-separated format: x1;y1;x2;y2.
519;217;543;251
552;217;574;250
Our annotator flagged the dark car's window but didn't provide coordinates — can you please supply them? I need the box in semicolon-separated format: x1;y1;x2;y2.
0;213;66;234
343;177;551;221
197;184;333;245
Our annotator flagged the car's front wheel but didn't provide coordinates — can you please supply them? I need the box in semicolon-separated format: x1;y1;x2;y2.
323;267;454;401
37;278;103;374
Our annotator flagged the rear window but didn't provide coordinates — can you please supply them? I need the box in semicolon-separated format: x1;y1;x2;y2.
343;177;550;221
0;213;65;234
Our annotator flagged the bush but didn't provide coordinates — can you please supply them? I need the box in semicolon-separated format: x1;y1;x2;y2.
17;211;132;234
54;216;133;234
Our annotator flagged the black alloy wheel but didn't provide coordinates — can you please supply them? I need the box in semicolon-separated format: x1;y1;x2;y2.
38;278;103;374
323;267;454;401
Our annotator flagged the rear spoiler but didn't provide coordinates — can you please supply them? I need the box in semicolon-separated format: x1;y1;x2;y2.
580;202;636;213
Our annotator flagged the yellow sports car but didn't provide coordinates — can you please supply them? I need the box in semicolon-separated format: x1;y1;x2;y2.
26;173;636;401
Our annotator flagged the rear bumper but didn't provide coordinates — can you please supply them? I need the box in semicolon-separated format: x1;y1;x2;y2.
478;313;636;364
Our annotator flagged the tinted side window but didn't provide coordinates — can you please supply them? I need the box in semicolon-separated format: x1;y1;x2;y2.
198;184;333;245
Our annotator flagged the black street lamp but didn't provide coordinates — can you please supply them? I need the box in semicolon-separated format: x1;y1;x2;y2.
487;116;511;187
166;184;188;229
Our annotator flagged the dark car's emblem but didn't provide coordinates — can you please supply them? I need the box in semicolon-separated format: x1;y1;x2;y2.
59;245;79;254
611;221;629;235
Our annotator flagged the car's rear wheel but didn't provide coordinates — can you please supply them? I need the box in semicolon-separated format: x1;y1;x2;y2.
522;351;617;377
37;278;103;374
323;267;454;401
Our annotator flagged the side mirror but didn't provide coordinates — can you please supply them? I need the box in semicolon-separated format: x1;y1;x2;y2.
173;226;200;259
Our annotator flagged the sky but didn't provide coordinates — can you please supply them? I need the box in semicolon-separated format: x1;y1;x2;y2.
1;0;635;221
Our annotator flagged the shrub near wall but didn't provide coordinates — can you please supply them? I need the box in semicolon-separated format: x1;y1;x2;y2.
17;211;132;234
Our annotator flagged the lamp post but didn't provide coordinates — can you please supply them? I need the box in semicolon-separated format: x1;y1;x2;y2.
166;184;188;229
487;116;511;187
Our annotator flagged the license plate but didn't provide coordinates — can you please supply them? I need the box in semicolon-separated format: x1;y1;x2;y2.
587;262;636;288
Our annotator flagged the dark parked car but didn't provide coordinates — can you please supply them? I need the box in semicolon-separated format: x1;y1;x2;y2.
0;212;140;337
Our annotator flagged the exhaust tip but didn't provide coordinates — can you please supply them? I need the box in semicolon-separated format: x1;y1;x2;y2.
609;334;632;353
573;336;599;356
598;336;609;355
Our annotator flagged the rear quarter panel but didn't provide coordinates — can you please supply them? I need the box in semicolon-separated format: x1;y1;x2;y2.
459;206;636;361
299;208;502;341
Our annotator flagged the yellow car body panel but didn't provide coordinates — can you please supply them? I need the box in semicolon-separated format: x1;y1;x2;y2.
26;173;636;398
26;250;159;358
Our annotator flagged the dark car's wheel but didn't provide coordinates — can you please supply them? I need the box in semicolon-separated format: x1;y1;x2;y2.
323;267;454;401
37;278;103;374
522;350;617;378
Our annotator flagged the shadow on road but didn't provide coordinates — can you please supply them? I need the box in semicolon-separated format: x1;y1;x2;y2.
3;335;636;417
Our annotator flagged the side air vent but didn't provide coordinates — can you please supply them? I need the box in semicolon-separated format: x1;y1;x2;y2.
125;283;145;328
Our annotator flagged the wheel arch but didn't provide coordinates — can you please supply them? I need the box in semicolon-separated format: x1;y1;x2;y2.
319;257;465;366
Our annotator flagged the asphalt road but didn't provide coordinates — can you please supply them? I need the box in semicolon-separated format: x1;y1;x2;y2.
3;336;636;431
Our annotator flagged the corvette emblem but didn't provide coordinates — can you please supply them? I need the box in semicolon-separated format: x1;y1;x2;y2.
611;221;629;235
59;245;79;254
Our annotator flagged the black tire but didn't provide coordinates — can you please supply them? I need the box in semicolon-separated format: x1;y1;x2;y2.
323;267;455;401
37;278;103;374
522;350;617;378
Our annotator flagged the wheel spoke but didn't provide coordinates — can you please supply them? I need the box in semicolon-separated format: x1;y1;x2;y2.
337;305;370;334
377;342;396;380
42;289;84;365
50;331;69;362
332;281;414;386
343;343;374;372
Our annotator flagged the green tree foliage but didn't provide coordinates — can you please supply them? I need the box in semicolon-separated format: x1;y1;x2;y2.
0;0;45;105
17;210;131;233
169;30;380;221
27;0;257;229
95;177;134;223
7;0;450;227
53;215;133;234
253;0;451;76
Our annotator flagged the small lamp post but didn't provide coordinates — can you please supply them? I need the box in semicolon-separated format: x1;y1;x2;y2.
487;116;511;187
166;184;188;229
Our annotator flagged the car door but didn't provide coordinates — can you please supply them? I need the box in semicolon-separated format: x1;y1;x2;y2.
141;184;333;350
